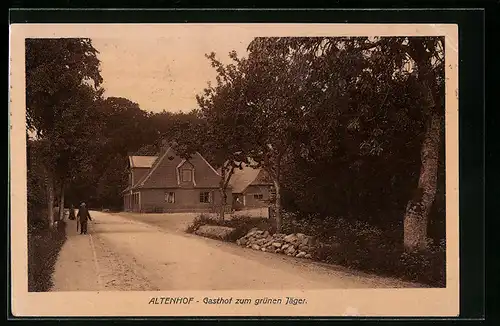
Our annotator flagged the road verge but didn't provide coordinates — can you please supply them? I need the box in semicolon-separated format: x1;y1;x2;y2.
28;220;67;292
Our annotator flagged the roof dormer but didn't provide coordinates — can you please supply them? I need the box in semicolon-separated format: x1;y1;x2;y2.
176;160;196;186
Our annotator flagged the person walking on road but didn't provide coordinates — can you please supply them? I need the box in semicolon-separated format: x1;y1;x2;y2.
68;204;76;220
77;202;92;235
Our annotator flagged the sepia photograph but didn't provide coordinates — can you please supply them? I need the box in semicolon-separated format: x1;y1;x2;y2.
10;23;459;317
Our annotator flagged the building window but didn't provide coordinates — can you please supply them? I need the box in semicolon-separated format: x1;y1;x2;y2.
200;191;211;203
165;191;175;203
181;169;192;182
253;194;264;200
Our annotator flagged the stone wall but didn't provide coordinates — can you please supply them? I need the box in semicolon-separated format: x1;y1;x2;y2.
236;228;317;259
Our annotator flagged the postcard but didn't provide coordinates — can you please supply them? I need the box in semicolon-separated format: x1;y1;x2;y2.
10;22;459;317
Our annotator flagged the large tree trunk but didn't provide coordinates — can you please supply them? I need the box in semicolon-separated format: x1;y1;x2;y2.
46;174;55;228
403;38;443;252
218;165;235;221
219;188;227;221
218;167;226;221
403;111;442;251
266;154;283;233
273;180;282;233
58;180;66;221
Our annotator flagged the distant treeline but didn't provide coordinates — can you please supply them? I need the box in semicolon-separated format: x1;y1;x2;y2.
27;98;203;216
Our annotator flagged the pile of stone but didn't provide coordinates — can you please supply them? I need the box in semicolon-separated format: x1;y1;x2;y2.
236;228;317;259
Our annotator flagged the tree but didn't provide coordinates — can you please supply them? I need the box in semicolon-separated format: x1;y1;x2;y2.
26;38;103;136
27;138;48;227
273;37;424;225
26;38;103;226
98;97;156;155
242;36;444;249
134;144;159;156
400;37;445;251
166;110;207;160
197;52;255;220
95;154;128;210
55;84;105;219
240;38;314;232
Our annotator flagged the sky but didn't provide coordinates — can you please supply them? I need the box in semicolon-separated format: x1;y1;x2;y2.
92;35;255;113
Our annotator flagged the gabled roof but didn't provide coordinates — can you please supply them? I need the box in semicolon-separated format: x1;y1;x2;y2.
134;147;173;188
228;165;273;193
129;147;221;189
122;155;159;194
128;156;157;168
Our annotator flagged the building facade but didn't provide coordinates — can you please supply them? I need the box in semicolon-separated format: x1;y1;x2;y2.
123;147;231;213
229;165;274;211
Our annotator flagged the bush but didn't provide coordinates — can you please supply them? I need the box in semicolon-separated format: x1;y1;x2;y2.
188;211;445;287
282;212;445;287
186;214;275;242
27;219;67;292
185;214;214;234
398;243;446;286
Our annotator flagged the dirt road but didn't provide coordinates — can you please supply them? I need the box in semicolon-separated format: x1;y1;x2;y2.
50;211;422;291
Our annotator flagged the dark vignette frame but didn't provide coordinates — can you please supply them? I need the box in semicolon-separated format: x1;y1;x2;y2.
7;7;486;323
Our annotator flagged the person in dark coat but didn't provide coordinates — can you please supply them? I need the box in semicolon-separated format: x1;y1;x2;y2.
77;202;92;235
68;204;76;220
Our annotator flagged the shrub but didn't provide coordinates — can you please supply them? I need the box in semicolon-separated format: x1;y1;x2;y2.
312;236;445;286
27;220;67;292
186;214;275;242
282;211;445;287
188;210;445;287
398;244;446;286
185;214;215;234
